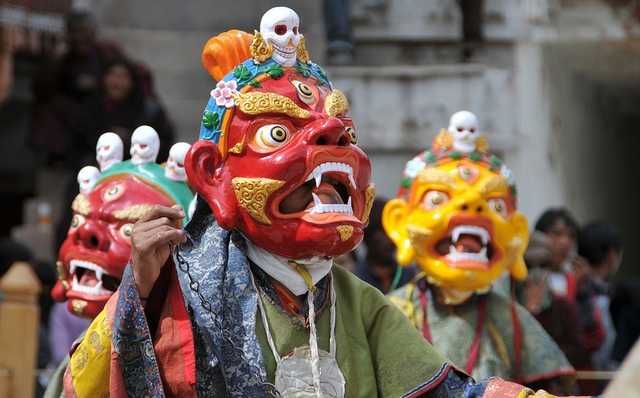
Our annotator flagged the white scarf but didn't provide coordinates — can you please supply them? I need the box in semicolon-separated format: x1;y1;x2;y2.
244;239;333;295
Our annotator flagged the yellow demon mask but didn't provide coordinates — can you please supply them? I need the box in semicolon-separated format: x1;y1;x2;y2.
383;112;529;292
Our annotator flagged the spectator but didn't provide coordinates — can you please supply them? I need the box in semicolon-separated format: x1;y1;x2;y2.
519;208;605;371
53;58;175;256
29;10;124;168
76;57;175;163
534;208;580;300
577;222;622;370
41;11;123;103
355;198;416;293
519;258;588;370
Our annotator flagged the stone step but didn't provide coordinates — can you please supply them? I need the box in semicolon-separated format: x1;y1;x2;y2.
326;64;517;153
351;40;514;67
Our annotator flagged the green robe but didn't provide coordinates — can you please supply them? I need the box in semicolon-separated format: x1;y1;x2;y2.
256;266;450;396
43;356;67;398
388;281;575;384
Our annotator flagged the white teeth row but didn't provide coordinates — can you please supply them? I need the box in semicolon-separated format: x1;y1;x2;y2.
305;162;356;189
446;246;489;264
71;276;112;296
451;225;489;246
69;259;108;282
273;43;296;55
310;193;353;215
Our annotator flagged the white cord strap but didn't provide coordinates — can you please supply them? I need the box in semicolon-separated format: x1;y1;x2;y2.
252;273;281;362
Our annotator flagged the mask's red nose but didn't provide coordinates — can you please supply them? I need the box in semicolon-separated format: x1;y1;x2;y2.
76;221;110;252
304;117;351;147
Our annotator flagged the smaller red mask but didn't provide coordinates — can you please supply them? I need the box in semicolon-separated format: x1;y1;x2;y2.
55;174;174;318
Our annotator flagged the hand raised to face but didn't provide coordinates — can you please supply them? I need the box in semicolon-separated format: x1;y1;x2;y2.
131;205;186;298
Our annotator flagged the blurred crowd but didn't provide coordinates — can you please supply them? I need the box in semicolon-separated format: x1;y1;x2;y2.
29;11;174;171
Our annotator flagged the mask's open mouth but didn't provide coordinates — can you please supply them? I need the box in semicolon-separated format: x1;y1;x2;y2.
69;259;120;297
278;161;359;224
433;225;496;270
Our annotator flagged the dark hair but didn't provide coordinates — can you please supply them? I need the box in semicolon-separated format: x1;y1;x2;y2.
102;58;145;105
534;207;579;235
578;222;622;267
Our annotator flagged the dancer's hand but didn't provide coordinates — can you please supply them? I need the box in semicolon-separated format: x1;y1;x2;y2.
131;205;185;298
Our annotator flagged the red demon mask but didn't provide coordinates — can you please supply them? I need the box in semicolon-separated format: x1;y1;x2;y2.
187;69;375;259
55;174;175;318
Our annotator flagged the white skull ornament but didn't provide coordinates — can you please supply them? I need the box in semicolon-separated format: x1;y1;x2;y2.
77;166;101;193
96;132;123;171
448;111;480;154
260;7;301;67
164;142;191;181
130;125;160;165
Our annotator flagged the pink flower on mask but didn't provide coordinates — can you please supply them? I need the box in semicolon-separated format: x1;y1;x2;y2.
210;79;238;108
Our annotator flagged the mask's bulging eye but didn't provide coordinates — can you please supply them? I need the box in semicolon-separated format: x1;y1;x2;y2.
255;124;291;149
292;80;315;105
103;183;124;202
488;198;508;218
70;214;85;229
422;190;449;210
120;223;134;240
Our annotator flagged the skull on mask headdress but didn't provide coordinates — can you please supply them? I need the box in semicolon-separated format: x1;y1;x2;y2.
96;132;123;171
77;166;100;193
260;7;301;67
448;110;480;154
130;125;160;165
165;142;191;181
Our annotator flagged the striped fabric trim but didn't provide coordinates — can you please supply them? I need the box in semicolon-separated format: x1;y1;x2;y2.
401;362;453;398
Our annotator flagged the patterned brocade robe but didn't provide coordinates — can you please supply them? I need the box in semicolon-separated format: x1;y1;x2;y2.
388;278;576;385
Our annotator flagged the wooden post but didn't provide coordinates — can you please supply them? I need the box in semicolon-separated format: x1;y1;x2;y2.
0;262;41;398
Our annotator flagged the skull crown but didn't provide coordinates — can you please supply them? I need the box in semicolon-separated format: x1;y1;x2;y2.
77;166;101;193
448;110;480;154
259;7;302;67
78;126;193;193
165;142;191;181
130;125;160;165
96;132;124;172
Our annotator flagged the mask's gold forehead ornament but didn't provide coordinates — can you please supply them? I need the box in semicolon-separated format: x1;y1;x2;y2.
233;91;311;119
383;110;529;294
